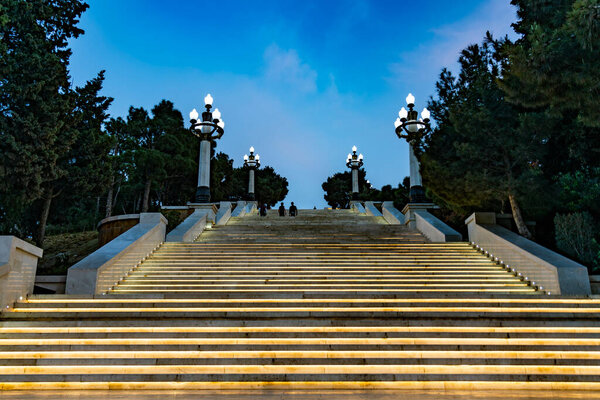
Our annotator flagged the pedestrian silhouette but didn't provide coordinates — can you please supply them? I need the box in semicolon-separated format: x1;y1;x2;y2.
259;203;267;217
278;203;286;216
289;202;297;217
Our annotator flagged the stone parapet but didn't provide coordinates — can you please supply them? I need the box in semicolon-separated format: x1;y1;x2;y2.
65;213;166;295
466;212;591;296
350;201;366;214
166;209;208;242
0;236;43;309
402;203;461;242
215;202;232;225
231;201;247;217
245;201;258;214
381;202;404;225
187;203;218;223
364;201;383;217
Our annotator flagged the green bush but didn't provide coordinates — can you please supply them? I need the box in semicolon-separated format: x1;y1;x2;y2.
554;212;600;271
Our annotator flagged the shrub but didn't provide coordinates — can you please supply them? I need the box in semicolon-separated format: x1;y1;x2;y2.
554;212;600;271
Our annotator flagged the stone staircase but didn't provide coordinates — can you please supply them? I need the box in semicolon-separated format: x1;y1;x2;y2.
1;209;599;390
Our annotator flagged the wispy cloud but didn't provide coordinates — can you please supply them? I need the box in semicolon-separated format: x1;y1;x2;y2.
263;44;318;93
387;0;517;91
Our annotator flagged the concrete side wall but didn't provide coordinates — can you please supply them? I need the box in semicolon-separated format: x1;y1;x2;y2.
415;210;462;242
66;213;167;295
0;236;43;309
166;209;208;242
466;212;591;296
245;202;257;214
364;201;383;217
350;202;366;214
381;202;404;225
215;202;232;226
231;201;247;217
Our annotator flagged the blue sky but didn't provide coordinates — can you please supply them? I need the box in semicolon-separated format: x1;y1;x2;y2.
69;0;517;208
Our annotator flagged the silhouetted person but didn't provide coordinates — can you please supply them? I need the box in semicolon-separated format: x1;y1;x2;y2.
289;202;297;217
259;203;267;217
278;203;286;216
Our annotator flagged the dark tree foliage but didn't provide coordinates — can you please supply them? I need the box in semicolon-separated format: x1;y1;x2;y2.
209;153;289;207
105;100;196;214
0;0;107;245
505;0;600;128
254;166;289;207
321;170;368;209
364;178;411;211
416;36;549;238
45;71;114;235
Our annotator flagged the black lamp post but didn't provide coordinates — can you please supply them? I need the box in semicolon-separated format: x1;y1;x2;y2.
243;146;260;201
394;93;431;203
189;94;225;203
346;146;364;200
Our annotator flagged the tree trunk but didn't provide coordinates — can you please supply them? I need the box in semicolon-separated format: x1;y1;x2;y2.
508;192;532;239
35;187;53;247
142;178;151;212
105;176;114;218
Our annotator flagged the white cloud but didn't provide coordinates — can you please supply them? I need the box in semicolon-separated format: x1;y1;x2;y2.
388;0;517;89
263;44;318;93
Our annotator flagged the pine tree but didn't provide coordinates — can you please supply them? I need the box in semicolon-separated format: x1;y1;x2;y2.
0;0;89;241
417;36;549;238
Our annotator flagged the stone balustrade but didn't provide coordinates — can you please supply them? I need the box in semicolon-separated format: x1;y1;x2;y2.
65;213;167;295
231;201;247;217
364;201;383;217
466;212;591;296
166;209;208;242
381;201;404;224
215;202;232;225
0;236;43;309
402;203;462;242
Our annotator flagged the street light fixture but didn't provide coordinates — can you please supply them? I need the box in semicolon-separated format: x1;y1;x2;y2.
189;93;225;203
243;146;261;201
346;145;364;200
394;93;431;203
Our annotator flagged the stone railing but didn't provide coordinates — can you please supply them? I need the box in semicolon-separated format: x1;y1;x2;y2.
402;203;462;242
166;209;208;242
0;236;43;309
245;201;257;214
66;213;167;295
231;201;247;217
215;201;232;225
382;202;404;225
350;202;366;214
364;201;383;217
466;212;591;296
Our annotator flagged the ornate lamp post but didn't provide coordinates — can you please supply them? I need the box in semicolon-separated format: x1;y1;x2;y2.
394;93;431;203
189;94;225;203
243;146;260;201
346;146;364;200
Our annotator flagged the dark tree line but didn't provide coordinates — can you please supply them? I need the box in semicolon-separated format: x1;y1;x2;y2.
0;0;288;246
415;0;600;269
322;170;409;210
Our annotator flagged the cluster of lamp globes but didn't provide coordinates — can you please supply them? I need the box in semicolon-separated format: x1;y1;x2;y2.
346;145;364;166
189;94;225;132
394;93;431;134
243;147;260;168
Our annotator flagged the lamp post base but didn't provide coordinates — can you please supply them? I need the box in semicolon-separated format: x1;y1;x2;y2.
195;186;210;203
409;185;427;203
352;192;359;200
247;193;255;201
